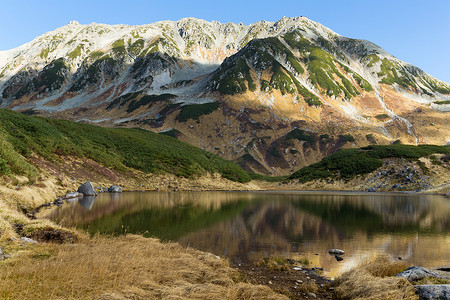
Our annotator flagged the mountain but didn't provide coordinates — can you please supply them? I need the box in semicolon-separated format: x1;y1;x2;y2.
1;17;449;175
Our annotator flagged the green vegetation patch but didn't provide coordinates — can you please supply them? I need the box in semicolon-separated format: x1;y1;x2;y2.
40;48;50;59
107;93;177;113
128;39;145;57
283;32;360;100
362;54;380;68
247;172;287;182
213;57;255;95
339;134;355;143
15;58;68;98
70;56;118;91
0;108;251;182
158;129;181;139
375;114;390;121
378;58;417;89
434;100;450;105
285;129;315;145
289;144;450;182
68;45;84;59
352;73;373;92
270;61;295;95
111;39;126;56
126;94;176;113
176;102;220;122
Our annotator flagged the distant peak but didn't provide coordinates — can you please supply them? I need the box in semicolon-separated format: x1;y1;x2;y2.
68;20;80;26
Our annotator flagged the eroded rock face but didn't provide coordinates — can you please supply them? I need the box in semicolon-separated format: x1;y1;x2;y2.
395;266;439;282
415;285;450;300
77;181;97;196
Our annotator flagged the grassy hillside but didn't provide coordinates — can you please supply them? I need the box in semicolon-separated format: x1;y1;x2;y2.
0;109;250;183
289;144;450;183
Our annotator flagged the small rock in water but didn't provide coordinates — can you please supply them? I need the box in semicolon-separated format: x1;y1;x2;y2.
329;249;345;255
108;185;123;193
293;266;302;271
335;255;344;262
65;191;83;199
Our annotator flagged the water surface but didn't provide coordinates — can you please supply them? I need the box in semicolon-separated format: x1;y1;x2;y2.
39;191;450;277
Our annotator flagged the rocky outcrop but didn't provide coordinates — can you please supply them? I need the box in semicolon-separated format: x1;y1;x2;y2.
77;181;98;197
396;266;440;282
415;285;450;300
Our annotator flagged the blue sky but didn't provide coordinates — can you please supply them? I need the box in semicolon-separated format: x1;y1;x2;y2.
1;0;449;82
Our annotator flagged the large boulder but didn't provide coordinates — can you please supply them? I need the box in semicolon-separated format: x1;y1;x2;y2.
396;266;439;282
77;182;97;196
108;185;123;193
415;285;450;300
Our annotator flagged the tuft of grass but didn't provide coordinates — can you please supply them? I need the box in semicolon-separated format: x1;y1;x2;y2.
255;257;290;271
298;282;319;294
363;256;409;278
334;256;416;300
0;235;287;300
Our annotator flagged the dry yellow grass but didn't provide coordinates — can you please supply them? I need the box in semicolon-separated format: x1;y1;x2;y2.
0;234;287;300
334;256;418;300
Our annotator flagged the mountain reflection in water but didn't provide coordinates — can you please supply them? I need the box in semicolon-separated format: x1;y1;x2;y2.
39;191;450;277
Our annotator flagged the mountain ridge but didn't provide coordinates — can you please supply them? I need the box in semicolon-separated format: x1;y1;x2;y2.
0;16;449;175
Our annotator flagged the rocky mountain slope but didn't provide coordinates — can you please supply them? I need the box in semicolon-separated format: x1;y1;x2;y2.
1;17;449;175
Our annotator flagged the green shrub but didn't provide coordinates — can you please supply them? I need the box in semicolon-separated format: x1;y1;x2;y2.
176;102;220;122
285;129;315;145
289;144;450;182
339;134;355;143
375;114;390;121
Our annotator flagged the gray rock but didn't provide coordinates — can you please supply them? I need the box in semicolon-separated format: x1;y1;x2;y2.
415;285;450;300
64;191;83;198
329;249;345;255
308;292;317;298
20;237;37;244
367;187;376;192
108;185;123;193
396;266;440;282
77;181;97;196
